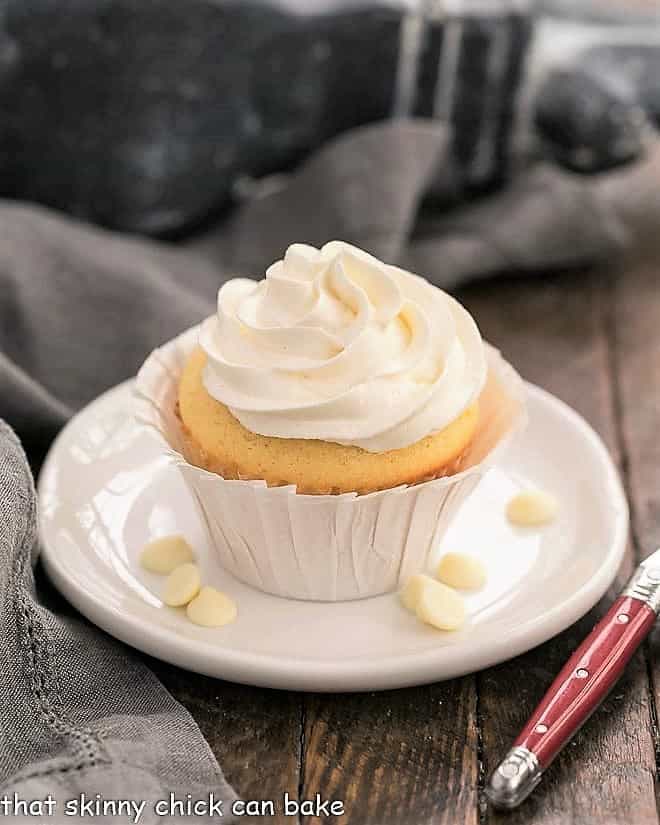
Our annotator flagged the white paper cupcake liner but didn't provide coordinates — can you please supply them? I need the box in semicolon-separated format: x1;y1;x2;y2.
134;324;527;602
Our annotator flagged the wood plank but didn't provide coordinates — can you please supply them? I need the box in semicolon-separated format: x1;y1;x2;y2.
460;269;658;825
300;678;478;825
610;254;660;804
611;256;660;555
151;660;302;824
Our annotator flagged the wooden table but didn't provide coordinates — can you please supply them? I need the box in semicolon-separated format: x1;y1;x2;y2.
152;251;660;824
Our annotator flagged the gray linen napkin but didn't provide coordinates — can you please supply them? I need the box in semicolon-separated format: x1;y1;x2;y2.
0;420;237;822
1;118;659;810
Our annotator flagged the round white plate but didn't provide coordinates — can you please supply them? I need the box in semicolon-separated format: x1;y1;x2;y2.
38;380;628;692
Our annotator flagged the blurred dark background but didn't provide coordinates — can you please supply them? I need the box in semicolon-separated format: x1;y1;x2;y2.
1;0;659;239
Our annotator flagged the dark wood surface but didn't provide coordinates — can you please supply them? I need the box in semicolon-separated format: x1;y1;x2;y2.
153;252;660;824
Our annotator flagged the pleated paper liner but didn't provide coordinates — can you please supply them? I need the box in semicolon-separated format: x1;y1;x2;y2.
134;324;527;601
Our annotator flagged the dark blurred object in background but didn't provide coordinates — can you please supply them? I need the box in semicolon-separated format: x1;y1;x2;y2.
528;4;660;174
0;0;529;235
2;0;660;239
534;69;645;173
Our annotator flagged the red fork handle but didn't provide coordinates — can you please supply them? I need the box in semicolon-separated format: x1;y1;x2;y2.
487;549;660;811
514;595;654;765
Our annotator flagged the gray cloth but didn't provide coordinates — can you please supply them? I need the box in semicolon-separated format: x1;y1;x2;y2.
0;421;237;823
0;118;658;814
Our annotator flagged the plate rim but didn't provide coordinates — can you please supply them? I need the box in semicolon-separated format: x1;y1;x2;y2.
38;379;629;692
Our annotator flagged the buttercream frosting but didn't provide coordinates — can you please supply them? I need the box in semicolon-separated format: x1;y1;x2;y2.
199;241;486;452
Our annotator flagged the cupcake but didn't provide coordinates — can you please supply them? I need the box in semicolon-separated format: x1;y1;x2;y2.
179;241;486;494
135;241;526;601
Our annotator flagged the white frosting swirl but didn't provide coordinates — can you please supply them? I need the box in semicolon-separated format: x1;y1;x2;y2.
199;241;487;452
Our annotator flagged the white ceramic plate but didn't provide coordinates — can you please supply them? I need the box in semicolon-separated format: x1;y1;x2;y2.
38;380;628;692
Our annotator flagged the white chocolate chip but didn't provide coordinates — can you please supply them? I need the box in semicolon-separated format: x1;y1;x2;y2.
186;587;238;628
436;553;487;591
140;535;194;574
163;563;201;607
415;579;466;631
400;573;435;612
506;490;558;527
